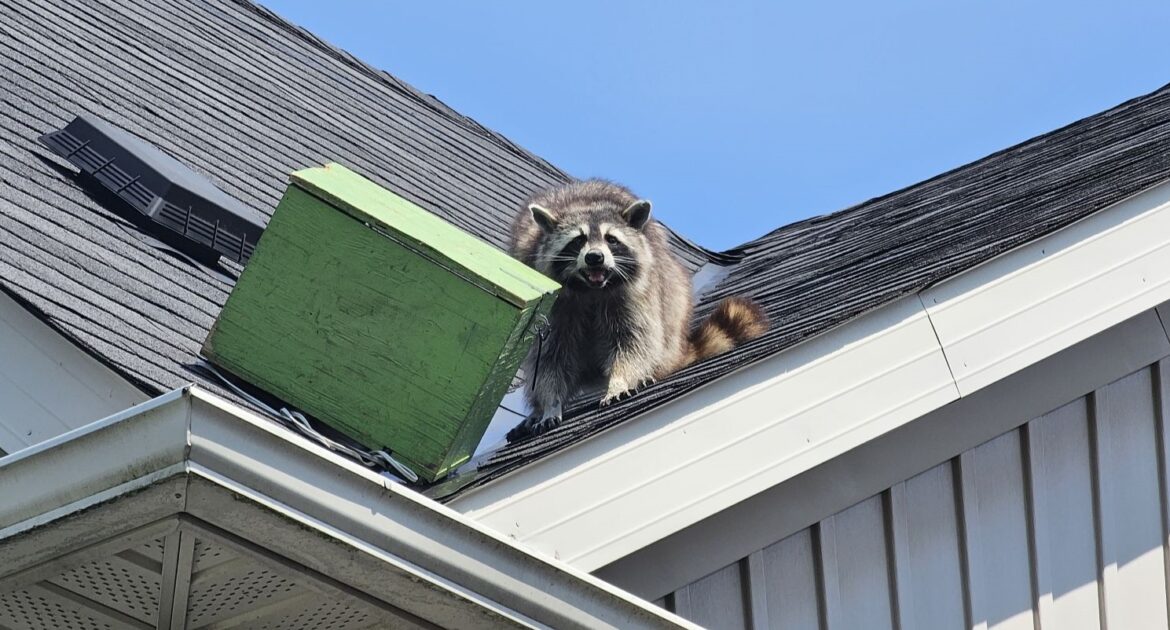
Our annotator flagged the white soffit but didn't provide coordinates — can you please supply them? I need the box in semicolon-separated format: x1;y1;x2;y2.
0;518;408;630
453;178;1170;573
0;388;696;630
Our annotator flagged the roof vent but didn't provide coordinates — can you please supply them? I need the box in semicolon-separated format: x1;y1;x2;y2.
40;115;264;264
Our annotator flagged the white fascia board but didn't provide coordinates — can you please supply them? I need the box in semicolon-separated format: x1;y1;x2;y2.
922;180;1170;395
454;296;959;569
452;177;1170;573
0;388;696;630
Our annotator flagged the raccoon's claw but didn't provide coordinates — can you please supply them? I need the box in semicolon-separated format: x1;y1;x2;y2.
506;413;563;442
533;414;562;434
600;388;634;406
601;377;653;406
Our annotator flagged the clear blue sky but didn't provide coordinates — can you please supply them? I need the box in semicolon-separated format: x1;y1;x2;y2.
261;0;1170;251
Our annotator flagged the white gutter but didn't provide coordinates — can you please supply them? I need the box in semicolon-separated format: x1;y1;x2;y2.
0;387;697;630
452;178;1170;572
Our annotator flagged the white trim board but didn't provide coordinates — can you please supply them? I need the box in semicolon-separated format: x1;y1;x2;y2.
455;296;960;569
0;387;696;630
597;306;1170;599
452;178;1170;573
0;290;146;454
922;179;1170;395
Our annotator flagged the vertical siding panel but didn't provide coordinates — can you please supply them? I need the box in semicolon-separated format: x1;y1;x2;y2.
957;452;985;630
1020;423;1044;630
671;586;693;620
958;431;1037;630
762;529;820;630
744;550;770;630
817;517;843;630
897;462;966;630
649;360;1170;630
1090;390;1115;630
1093;368;1169;630
818;496;895;630
885;484;916;630
682;560;749;630
1027;398;1102;630
1021;421;1049;630
1155;359;1170;626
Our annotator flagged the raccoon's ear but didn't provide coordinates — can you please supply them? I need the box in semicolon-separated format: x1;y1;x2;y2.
529;204;559;232
621;200;652;230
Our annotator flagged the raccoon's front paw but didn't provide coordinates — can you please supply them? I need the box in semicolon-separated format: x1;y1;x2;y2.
506;413;563;442
601;377;654;406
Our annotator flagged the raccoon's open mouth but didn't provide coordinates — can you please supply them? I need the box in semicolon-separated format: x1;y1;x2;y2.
580;268;612;288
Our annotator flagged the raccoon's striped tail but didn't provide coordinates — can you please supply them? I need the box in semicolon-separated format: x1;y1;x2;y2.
684;296;769;366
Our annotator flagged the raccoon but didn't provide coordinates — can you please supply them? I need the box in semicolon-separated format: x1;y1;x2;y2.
506;179;768;441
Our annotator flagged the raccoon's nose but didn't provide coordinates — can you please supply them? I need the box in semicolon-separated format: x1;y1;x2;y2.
584;251;604;266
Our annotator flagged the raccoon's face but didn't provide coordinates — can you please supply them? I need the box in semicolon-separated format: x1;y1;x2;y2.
530;199;652;291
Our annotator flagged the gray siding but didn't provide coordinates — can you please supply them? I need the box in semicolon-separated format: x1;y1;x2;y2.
0;292;146;454
658;361;1170;630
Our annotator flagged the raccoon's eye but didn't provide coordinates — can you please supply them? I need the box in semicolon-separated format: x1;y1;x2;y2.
605;234;619;245
571;235;587;247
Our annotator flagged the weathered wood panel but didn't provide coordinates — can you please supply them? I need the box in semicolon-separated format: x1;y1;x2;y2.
654;362;1170;630
203;166;559;481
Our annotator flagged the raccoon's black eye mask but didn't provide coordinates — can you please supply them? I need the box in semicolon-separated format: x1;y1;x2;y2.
549;236;588;279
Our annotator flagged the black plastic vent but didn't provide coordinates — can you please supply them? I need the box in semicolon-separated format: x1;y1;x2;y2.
40;115;264;264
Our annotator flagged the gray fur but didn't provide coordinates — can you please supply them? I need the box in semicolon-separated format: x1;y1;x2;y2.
507;179;693;440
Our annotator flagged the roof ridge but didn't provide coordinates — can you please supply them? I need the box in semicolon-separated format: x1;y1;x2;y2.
233;0;572;184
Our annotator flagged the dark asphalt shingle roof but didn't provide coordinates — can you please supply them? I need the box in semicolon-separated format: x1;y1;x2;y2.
456;80;1170;497
0;0;573;400
3;0;1170;499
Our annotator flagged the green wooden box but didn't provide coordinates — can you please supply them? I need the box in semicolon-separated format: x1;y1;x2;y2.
202;163;559;482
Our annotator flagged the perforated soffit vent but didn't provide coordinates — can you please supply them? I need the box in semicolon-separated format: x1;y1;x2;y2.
40;115;265;264
0;520;396;630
